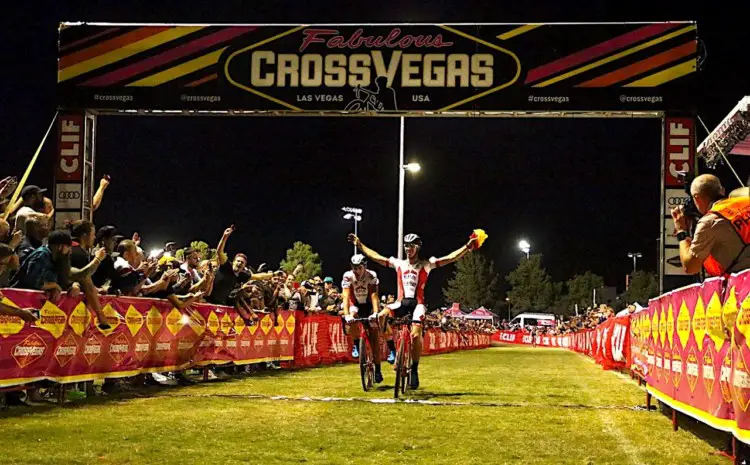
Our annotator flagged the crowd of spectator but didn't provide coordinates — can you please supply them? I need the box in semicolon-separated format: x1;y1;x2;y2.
1;175;497;396
496;303;641;336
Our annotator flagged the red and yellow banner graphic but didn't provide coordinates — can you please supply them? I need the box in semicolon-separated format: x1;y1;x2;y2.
0;290;490;387
491;315;630;371
635;271;750;444
293;311;490;368
0;289;294;388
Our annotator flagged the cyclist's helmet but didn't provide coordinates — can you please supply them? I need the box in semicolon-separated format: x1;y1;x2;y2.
404;234;422;247
350;254;367;266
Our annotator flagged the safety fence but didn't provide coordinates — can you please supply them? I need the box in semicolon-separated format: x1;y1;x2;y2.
0;289;490;389
490;314;632;371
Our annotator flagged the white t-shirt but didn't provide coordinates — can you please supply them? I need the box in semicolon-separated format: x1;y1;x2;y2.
13;206;36;234
387;257;437;303
341;269;379;305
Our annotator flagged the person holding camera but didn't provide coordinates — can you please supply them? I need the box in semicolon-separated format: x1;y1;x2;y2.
671;174;750;276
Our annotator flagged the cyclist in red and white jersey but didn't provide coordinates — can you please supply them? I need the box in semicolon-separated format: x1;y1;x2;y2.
342;254;383;383
348;232;476;389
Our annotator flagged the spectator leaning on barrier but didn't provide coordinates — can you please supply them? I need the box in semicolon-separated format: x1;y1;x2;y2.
671;174;750;276
91;226;118;289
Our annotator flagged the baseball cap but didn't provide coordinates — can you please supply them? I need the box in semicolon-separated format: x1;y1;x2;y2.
21;185;47;199
47;230;72;246
324;277;334;283
96;226;117;242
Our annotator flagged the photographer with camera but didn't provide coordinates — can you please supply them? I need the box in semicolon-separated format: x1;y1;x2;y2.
671;174;750;276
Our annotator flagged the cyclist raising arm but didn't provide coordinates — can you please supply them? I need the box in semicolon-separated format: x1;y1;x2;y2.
342;254;383;383
347;232;477;389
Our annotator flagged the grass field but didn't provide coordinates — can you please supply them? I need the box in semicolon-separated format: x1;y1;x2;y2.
0;346;731;465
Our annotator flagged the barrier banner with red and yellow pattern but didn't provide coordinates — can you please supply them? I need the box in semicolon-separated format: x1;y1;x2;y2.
293;312;491;368
0;289;294;388
637;273;750;442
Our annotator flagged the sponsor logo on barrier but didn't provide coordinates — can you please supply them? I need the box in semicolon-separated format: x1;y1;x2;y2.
220;313;233;335
109;333;130;364
253;333;265;352
234;315;246;335
154;335;172;359
240;331;252;352
68;302;91;336
166;308;184;336
686;349;699;393
134;333;150;361
260;314;273;335
672;352;683;388
734;350;750;412
54;333;79;367
721;352;733;403
301;321;319;358
178;337;195;355
83;335;103;366
146;307;163;335
13;333;48;368
0;308;26;338
207;311;220;335
125;305;144;337
38;301;67;339
329;322;348;355
96;304;120;336
286;314;296;335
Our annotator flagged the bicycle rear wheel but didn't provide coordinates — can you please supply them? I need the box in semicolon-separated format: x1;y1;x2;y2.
401;338;411;394
359;338;370;392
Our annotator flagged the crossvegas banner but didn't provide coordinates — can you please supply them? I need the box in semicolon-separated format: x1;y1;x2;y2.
0;289;294;388
57;23;698;112
293;312;490;368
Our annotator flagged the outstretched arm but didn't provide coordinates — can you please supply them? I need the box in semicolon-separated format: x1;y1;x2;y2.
216;226;234;265
348;234;389;268
434;237;477;268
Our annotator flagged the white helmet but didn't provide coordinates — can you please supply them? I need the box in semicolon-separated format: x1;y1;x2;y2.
350;254;367;266
404;233;422;247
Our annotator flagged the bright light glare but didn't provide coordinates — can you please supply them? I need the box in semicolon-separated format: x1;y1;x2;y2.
518;240;530;251
148;248;163;259
180;314;191;325
405;162;421;173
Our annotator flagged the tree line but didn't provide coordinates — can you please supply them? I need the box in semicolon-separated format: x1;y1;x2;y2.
442;252;658;318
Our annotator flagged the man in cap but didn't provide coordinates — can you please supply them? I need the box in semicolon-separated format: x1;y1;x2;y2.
13;185;49;234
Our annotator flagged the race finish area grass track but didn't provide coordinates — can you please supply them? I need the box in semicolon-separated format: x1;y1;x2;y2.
0;347;729;465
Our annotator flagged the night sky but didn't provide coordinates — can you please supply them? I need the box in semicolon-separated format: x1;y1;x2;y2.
2;1;748;307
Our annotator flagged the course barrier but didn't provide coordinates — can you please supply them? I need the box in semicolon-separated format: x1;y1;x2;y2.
0;289;490;388
491;314;631;371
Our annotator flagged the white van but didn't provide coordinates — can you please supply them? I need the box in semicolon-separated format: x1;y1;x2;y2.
510;313;556;328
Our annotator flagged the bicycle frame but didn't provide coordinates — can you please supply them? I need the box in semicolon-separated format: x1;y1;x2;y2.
393;320;412;398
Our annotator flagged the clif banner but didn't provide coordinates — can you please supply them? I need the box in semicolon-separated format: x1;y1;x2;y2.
57;23;698;112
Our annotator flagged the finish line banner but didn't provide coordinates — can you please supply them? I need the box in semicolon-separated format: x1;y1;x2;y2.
58;23;697;112
0;289;294;388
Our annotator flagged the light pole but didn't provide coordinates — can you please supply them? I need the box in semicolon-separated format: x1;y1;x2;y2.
342;207;363;254
627;252;642;273
519;239;531;259
397;146;421;260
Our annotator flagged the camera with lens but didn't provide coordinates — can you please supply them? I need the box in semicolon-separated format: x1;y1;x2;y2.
676;171;701;233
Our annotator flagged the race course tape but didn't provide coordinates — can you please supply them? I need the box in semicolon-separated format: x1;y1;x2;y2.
160;393;646;411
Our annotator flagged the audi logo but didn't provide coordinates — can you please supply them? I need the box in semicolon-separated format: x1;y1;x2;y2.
667;196;689;206
58;191;81;200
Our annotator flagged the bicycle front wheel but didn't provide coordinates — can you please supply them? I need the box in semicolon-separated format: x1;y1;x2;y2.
359;338;370;392
393;337;405;399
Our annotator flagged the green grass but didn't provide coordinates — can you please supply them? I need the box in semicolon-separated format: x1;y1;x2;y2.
0;346;730;464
